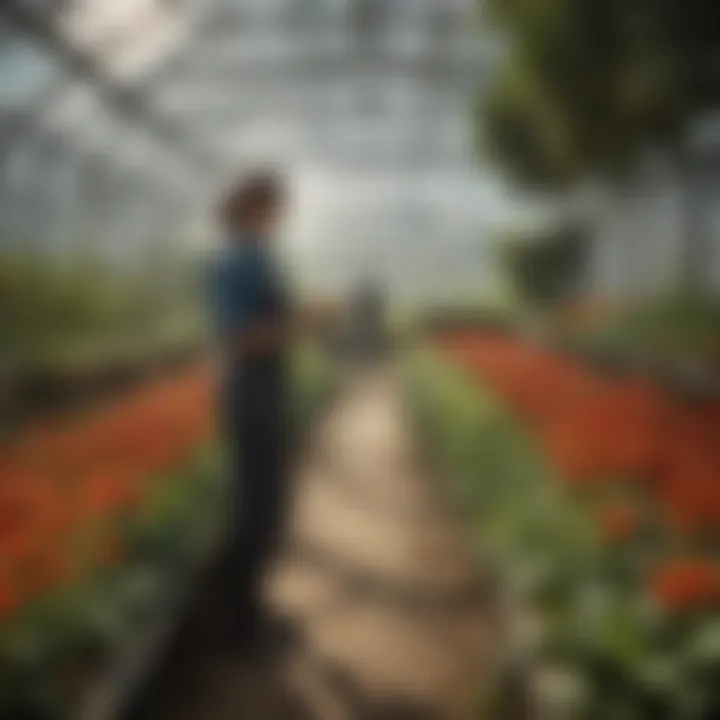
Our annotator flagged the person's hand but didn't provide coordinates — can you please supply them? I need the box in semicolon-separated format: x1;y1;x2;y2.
302;300;346;332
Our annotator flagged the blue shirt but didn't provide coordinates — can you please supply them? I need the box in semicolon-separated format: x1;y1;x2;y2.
212;240;274;340
211;238;288;388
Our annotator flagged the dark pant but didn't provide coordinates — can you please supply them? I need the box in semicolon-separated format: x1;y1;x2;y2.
221;378;289;617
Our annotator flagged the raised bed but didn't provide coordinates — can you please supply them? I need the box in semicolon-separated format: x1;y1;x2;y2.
0;343;336;719
0;362;221;719
416;305;720;398
1;338;205;435
403;331;720;719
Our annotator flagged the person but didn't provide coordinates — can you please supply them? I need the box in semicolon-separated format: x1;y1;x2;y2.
352;276;386;361
210;169;326;649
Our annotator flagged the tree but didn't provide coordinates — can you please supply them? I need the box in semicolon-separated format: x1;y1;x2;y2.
480;0;719;184
498;222;589;310
480;0;720;286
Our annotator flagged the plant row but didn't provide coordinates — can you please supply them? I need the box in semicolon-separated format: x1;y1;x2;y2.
0;346;334;718
405;330;719;718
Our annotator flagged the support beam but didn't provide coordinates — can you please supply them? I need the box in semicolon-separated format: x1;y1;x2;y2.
0;76;71;169
0;0;220;177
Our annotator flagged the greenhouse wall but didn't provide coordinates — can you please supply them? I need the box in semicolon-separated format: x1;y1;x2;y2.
587;150;720;302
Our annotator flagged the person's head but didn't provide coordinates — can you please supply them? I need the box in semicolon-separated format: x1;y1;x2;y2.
218;168;287;240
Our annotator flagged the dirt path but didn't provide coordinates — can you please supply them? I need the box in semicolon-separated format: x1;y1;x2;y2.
126;368;497;720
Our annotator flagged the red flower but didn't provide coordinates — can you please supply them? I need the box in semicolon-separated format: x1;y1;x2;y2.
82;471;141;516
0;363;212;615
600;505;638;543
436;331;720;538
101;532;125;567
0;577;20;620
649;561;720;612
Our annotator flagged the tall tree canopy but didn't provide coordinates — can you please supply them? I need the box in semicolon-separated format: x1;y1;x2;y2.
480;0;720;189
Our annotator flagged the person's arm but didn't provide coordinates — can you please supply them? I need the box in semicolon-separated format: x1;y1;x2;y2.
214;255;342;358
234;303;340;356
213;253;278;360
221;252;291;359
232;316;293;357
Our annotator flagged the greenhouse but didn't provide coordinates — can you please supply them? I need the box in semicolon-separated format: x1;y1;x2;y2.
1;1;719;719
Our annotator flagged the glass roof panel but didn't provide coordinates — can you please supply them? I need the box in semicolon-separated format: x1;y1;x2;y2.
0;30;59;108
0;0;501;280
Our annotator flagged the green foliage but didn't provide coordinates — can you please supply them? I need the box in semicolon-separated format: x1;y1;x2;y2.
479;0;719;189
403;348;720;717
0;346;336;719
497;223;588;309
0;252;204;373
0;450;224;720
589;293;720;356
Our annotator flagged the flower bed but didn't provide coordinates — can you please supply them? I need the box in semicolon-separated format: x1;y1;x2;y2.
0;365;221;717
0;345;334;718
405;330;720;718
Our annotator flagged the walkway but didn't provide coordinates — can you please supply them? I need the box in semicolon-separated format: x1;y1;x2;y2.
127;368;498;720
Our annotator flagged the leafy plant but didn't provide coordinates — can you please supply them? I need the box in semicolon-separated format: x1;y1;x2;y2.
404;335;720;717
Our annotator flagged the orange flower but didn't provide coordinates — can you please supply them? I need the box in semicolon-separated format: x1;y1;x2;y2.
600;505;638;543
649;561;720;612
0;576;20;620
82;471;137;516
0;363;213;614
437;331;720;538
101;531;125;567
